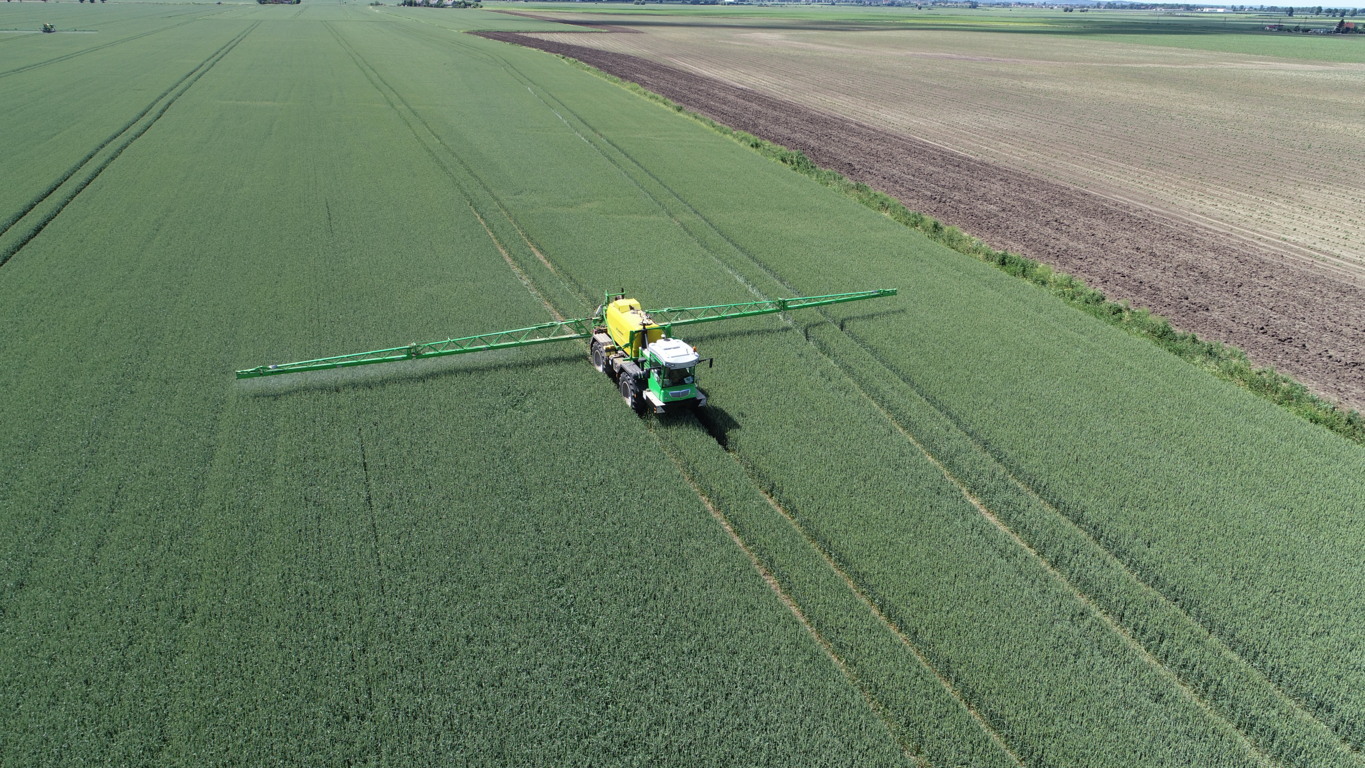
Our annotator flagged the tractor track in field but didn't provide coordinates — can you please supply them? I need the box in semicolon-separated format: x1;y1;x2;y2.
0;11;210;79
713;434;1029;768
697;308;1297;766
381;20;599;306
797;350;1284;768
342;35;955;756
646;114;1348;760
0;22;242;234
0;22;258;271
355;428;388;605
474;30;1365;413
467;203;565;322
652;437;930;768
650;89;1362;754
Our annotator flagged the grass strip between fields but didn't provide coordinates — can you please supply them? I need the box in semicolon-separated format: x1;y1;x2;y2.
542;52;1365;447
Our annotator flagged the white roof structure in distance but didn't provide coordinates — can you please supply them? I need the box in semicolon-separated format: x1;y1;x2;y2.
649;337;701;368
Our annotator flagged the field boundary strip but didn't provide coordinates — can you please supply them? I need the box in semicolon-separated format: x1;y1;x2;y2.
0;22;259;271
471;31;1363;446
461;29;1361;766
510;30;1365;416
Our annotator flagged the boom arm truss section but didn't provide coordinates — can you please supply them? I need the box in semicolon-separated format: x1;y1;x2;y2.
235;317;597;378
647;289;897;329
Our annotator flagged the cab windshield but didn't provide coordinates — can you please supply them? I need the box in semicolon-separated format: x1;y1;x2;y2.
663;367;693;386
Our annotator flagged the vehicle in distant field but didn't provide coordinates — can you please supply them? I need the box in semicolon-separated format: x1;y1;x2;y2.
41;23;55;33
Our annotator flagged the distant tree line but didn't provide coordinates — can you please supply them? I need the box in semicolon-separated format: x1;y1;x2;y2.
1268;5;1358;14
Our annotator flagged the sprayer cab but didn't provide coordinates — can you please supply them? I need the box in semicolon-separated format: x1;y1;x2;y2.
592;295;710;415
641;337;708;410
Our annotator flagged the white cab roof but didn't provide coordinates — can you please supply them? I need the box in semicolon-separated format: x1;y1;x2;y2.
649;337;700;368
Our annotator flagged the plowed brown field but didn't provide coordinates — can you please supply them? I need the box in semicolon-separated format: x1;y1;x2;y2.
477;18;1364;411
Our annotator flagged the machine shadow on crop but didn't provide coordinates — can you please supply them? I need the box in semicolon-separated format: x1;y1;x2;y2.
649;397;741;450
690;404;741;450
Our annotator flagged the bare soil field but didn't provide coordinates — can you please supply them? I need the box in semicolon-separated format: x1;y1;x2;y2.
478;20;1365;410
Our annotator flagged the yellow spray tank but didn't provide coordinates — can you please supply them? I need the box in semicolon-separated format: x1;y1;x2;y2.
604;297;664;358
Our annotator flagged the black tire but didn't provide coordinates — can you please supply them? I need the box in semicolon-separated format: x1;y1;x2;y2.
590;341;605;372
621;376;648;417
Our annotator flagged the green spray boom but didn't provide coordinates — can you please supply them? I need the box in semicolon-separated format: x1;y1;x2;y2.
235;289;896;379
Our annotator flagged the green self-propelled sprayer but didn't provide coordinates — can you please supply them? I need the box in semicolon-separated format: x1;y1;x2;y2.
236;289;897;415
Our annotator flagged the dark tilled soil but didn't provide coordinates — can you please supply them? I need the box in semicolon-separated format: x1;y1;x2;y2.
477;30;1365;411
